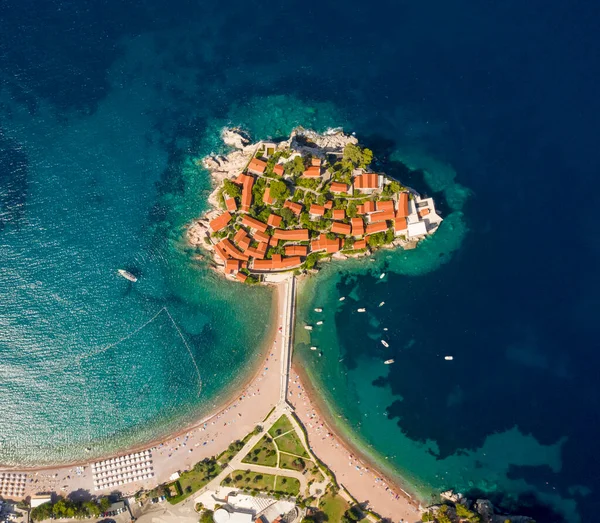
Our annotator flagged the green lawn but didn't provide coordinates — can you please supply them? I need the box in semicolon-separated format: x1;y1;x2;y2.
278;453;307;471
217;439;245;466
275;476;301;496
241;435;278;467
274;431;309;457
319;492;350;522
222;470;276;492
268;415;294;437
167;458;222;504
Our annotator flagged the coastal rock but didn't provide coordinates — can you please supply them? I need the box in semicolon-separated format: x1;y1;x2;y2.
222;128;251;149
474;499;495;522
440;489;465;504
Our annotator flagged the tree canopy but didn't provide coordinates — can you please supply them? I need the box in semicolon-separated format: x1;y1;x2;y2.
269;180;290;201
223;179;241;198
342;144;373;169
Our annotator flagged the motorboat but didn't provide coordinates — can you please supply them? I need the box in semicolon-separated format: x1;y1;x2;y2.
118;269;137;282
384;359;395;365
310;346;318;351
316;321;323;325
379;301;385;307
314;308;323;312
357;308;366;313
304;325;313;331
444;356;454;361
381;340;389;348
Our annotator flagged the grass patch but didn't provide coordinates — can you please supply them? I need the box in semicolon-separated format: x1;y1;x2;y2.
279;453;307;472
241;435;277;467
222;470;276;492
268;415;294;437
275;431;309;457
166;457;221;504
275;476;301;496
217;439;245;466
319;492;350;522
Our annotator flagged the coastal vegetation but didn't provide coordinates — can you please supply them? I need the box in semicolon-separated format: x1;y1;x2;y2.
241;434;278;467
273;430;310;457
31;497;111;521
222;469;300;497
268;414;294;437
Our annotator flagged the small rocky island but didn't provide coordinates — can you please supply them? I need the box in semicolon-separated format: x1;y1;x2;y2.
187;127;442;283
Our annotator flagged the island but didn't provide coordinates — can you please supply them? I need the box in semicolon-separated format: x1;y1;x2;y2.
187;127;443;283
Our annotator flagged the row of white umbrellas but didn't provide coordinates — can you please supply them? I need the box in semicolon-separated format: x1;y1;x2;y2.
94;467;153;479
93;450;151;467
94;472;154;490
92;459;152;472
0;473;27;478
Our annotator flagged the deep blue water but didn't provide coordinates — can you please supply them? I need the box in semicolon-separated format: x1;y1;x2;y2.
1;0;599;521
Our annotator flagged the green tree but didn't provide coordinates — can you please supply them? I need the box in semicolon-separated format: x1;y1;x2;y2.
82;501;100;517
347;202;358;218
269;180;290;201
199;509;214;523
223;179;241;198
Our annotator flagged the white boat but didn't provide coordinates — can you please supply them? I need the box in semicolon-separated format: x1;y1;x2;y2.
379;301;385;307
384;359;395;365
444;356;454;361
357;308;366;313
316;321;323;325
304;325;313;331
383;328;388;331
380;273;386;279
314;308;323;312
381;340;389;348
310;346;318;351
339;297;346;301
118;269;137;282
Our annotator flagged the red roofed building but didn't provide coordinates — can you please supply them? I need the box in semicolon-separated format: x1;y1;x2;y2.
225;259;240;274
353;173;382;192
267;214;282;228
369;209;395;223
241;215;268;233
238;235;251;251
245;246;266;260
248;158;267;175
331;222;352;236
397;192;409;217
311;158;322;166
273;229;310;241
213;242;229;262
309;204;325;216
330;182;349;193
357;201;376;215
254;230;270;243
252;255;302;272
351;217;365;236
225;197;237;212
263;187;274;205
376;200;395;212
284;200;303;215
269;236;279;247
236;272;248;282
354;239;367;250
241;174;254;212
311;235;342;254
218;239;249;260
285;245;309;256
234;228;249;244
302;166;321;178
332;209;345;220
272;164;284;176
209;212;232;232
365;222;388;235
419;208;430;217
324;200;333;210
394;217;408;235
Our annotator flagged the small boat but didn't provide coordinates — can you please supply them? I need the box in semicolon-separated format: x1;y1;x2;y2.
319;351;323;357
384;359;395;365
314;308;323;312
339;297;346;301
383;328;388;331
316;321;323;325
304;325;313;331
118;269;137;282
379;301;385;307
381;340;389;348
357;308;366;313
310;346;318;351
444;356;454;361
380;273;386;279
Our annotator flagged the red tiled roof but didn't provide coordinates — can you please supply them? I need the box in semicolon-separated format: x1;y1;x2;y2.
269;236;279;247
330;182;349;193
252;256;302;271
273;229;310;241
218;239;249;260
254;230;270;243
302;166;321;178
376;200;395;212
369;209;395;223
284;200;303;215
357;201;376;214
397;192;409;217
225;197;237;212
248;158;267;174
241;215;268;233
241;174;254;212
331;222;352;236
214;242;229;262
309;204;325;216
267;214;283;227
354;239;367;250
272;164;284;176
234;228;248;244
332;209;345;220
353;173;380;190
263;187;274;205
245;246;266;260
258;242;268;254
419;208;430;217
209;212;232;232
324;200;333;210
365;222;388;235
394;217;407;231
351;217;365;236
311;235;341;254
225;259;240;274
238;236;251;251
236;272;248;282
285;245;308;256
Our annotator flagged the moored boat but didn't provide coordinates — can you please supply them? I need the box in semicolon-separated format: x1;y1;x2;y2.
314;308;323;312
384;359;395;364
304;325;313;331
380;273;386;279
339;297;346;301
316;321;323;325
117;269;137;282
310;346;318;351
444;356;454;361
381;340;389;347
357;308;366;313
379;301;385;307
